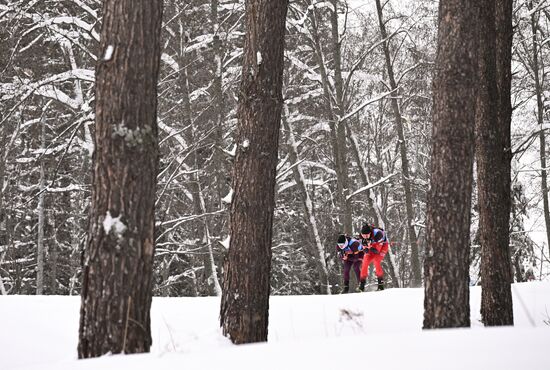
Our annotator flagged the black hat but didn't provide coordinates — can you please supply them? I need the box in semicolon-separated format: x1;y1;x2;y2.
361;224;372;234
337;234;346;244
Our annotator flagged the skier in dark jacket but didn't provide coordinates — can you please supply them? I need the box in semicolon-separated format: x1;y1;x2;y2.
359;224;389;291
336;234;365;293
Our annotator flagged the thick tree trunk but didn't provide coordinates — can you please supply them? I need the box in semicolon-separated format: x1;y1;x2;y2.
220;0;288;344
424;0;478;329
476;0;514;326
78;0;163;358
375;0;421;287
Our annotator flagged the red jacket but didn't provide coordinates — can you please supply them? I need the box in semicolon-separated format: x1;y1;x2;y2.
364;228;389;256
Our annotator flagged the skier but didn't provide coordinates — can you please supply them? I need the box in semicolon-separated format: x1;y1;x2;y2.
336;234;365;293
359;223;389;291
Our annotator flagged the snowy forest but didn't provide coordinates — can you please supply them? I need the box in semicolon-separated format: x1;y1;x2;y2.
0;0;549;303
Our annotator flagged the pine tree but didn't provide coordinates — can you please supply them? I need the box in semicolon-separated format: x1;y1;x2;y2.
424;0;479;329
78;0;164;358
476;0;514;326
220;0;289;343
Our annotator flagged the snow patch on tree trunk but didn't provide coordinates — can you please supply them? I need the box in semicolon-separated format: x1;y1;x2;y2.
102;211;127;237
103;45;114;61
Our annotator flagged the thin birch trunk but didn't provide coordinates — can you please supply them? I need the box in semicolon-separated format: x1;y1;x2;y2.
346;117;380;226
199;188;222;296
282;105;331;294
211;0;229;205
529;3;550;261
0;119;7;294
36;113;46;295
330;0;352;234
307;2;352;233
375;0;421;287
49;212;58;294
176;8;218;295
347;128;400;286
0;252;6;294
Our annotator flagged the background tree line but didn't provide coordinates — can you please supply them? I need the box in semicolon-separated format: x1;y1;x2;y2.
0;0;548;300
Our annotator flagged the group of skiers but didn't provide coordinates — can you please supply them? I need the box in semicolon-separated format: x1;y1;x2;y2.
336;223;389;293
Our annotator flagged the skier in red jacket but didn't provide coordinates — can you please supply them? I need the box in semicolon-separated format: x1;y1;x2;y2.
359;224;389;291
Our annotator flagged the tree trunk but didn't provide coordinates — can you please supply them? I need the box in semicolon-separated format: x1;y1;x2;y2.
0;119;6;251
347;127;381;226
78;0;163;358
307;3;352;234
330;0;353;234
282;105;331;294
210;0;229;205
220;0;288;344
36;112;46;295
374;0;421;287
348;127;400;286
49;210;58;295
529;2;550;264
181;61;217;296
175;7;220;296
476;0;514;326
424;0;478;329
0;253;6;294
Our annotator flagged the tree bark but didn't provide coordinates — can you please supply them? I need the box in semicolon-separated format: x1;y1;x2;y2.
424;0;478;329
374;0;421;287
78;0;163;358
220;0;288;344
476;0;514;326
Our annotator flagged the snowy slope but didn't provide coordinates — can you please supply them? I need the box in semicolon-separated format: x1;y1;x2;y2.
1;282;548;370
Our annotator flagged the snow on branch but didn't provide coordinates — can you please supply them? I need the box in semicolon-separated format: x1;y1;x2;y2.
155;209;226;241
161;53;179;73
1;69;94;103
18;184;85;193
513;124;550;154
346;172;397;200
340;89;396;123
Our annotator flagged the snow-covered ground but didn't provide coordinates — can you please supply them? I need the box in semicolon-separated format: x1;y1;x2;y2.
1;282;549;370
